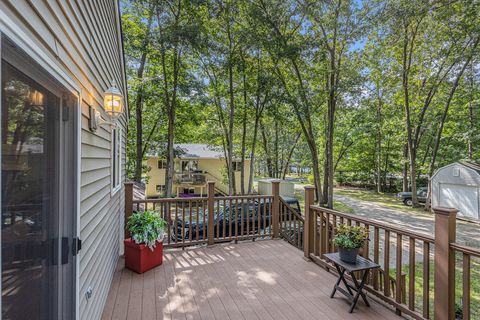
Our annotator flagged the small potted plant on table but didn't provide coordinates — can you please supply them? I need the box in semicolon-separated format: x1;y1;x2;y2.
333;224;369;263
124;210;167;273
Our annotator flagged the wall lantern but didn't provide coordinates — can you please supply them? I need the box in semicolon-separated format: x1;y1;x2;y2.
89;81;124;132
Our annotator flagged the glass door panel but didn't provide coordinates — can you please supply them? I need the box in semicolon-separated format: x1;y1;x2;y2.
1;56;60;319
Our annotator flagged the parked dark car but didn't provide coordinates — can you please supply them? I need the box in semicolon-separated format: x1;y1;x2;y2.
173;196;302;241
397;187;428;206
174;201;260;241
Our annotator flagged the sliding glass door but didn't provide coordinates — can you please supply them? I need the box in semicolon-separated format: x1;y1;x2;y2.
1;36;76;320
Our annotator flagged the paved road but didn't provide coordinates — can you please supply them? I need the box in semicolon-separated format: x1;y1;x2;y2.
334;194;480;249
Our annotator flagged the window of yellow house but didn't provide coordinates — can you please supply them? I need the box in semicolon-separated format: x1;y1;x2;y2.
232;161;242;172
156;185;165;194
181;160;198;172
158;160;166;169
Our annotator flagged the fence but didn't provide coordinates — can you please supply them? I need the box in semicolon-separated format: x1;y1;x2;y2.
124;180;303;248
303;186;480;320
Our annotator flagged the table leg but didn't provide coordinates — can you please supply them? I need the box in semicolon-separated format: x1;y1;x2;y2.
330;265;347;298
349;270;371;313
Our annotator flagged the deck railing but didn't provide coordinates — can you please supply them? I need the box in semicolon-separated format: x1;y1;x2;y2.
124;180;302;248
279;198;304;250
303;186;479;320
124;182;478;320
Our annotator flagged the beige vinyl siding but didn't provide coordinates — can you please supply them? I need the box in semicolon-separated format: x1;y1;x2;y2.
0;1;127;320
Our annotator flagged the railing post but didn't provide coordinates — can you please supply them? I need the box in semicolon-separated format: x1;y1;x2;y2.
207;181;215;245
433;206;457;320
304;186;315;259
124;182;134;239
271;180;281;238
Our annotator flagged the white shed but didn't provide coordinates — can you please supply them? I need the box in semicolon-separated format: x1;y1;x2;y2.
431;162;480;220
257;179;295;197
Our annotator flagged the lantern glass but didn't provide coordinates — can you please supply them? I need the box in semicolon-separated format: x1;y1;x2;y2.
103;82;124;120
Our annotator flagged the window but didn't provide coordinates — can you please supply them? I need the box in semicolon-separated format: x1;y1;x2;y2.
158;160;166;169
156;185;165;194
112;127;122;193
232;161;242;172
181;160;198;172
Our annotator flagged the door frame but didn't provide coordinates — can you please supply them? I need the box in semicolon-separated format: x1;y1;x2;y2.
0;13;81;320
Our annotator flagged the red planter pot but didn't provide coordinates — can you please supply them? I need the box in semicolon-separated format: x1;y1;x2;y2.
124;238;163;273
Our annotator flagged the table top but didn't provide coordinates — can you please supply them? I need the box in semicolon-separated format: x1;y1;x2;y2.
324;253;381;272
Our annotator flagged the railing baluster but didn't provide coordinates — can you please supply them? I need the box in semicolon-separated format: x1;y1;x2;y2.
326;212;331;253
181;201;185;244
216;198;220;239
373;227;379;290
235;199;239;241
313;212;319;256
188;201;192;242
384;230;391;297
332;215;337;252
165;202;171;245
363;224;369;259
241;198;245;239
462;253;470;320
195;200;199;241
246;198;250;238
423;242;430;319
202;200;206;242
396;233;402;315
408;237;415;311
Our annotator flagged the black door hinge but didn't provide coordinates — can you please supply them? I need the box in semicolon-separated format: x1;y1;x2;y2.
72;237;82;256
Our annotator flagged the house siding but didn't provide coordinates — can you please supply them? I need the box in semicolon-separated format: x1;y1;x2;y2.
0;1;127;320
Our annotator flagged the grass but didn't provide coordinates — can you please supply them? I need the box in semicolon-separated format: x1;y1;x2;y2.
334;188;429;215
389;255;480;319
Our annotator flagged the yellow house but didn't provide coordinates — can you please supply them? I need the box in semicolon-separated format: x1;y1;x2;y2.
146;144;251;197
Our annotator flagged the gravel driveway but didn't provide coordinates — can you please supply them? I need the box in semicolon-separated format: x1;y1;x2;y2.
334;194;480;248
332;194;480;268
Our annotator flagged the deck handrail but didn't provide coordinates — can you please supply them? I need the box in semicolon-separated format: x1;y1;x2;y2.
309;205;435;243
304;187;477;320
124;180;289;248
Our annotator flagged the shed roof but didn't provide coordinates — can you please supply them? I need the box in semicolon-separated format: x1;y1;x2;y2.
431;161;480;180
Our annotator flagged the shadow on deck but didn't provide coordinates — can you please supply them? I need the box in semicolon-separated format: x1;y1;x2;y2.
102;240;400;320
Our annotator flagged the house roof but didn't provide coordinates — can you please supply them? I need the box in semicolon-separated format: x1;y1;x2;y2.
148;143;250;160
461;161;480;174
175;144;224;159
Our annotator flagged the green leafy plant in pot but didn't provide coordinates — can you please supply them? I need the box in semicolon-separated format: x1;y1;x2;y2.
333;224;369;263
124;211;167;273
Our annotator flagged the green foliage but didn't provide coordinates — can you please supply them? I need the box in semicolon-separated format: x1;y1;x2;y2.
333;224;369;250
121;0;480;196
127;211;167;250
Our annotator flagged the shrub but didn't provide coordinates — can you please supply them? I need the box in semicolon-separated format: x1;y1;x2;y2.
333;224;369;250
307;174;315;184
127;211;167;250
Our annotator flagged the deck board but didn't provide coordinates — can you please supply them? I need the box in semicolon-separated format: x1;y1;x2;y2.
102;240;401;320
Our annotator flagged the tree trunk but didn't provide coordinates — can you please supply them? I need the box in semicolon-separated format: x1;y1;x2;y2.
402;144;409;192
133;13;153;182
282;133;301;179
240;69;248;194
376;98;382;193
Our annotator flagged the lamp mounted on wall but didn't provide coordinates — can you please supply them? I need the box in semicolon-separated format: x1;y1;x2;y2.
89;80;124;132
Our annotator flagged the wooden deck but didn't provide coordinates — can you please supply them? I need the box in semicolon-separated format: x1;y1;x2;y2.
102;240;401;320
